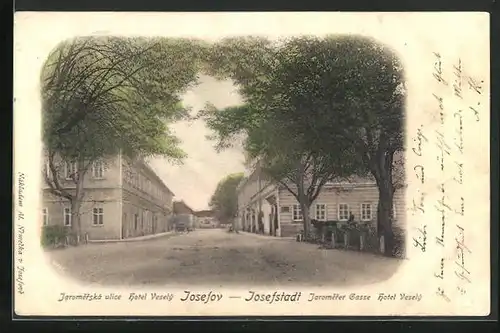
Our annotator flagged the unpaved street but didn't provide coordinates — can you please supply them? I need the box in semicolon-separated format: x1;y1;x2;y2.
47;229;402;287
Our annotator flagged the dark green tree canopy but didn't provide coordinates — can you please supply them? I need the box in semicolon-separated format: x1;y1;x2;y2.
41;36;206;236
209;173;245;224
201;35;406;247
42;36;206;162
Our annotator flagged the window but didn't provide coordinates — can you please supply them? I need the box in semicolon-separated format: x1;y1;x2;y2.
315;204;326;221
392;203;397;219
65;161;77;180
134;214;139;230
361;203;372;221
292;204;303;221
338;204;349;221
42;208;48;226
92;207;104;225
64;207;71;226
92;160;104;179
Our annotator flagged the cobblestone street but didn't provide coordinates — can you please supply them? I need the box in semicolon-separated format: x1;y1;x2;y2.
47;229;403;287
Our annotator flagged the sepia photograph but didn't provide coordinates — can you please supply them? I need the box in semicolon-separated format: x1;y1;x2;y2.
13;12;490;316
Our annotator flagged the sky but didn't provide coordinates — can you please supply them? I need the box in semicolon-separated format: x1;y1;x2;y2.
148;75;245;211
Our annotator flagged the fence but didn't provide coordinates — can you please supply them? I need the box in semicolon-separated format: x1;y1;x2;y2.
298;220;406;259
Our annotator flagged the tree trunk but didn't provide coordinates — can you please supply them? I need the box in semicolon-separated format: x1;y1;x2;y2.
300;202;312;241
72;160;86;243
377;182;394;256
370;145;396;257
70;199;82;243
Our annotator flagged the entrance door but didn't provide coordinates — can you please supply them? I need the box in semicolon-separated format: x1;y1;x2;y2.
268;214;272;235
122;213;127;239
273;204;279;236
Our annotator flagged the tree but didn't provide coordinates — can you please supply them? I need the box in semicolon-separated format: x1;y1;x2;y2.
41;36;204;239
202;35;405;253
201;37;364;240
209;173;245;229
271;36;405;255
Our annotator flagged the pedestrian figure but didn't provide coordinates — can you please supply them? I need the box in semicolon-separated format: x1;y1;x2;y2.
348;212;355;222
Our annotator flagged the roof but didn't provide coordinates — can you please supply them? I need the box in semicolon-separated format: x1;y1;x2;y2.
236;160;262;192
237;151;406;193
173;200;195;214
124;155;175;196
194;210;215;217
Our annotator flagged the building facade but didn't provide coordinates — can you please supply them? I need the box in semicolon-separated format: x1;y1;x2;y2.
42;153;174;240
236;162;406;238
194;210;218;228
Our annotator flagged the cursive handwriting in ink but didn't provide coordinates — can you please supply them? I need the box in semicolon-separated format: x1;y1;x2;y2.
433;52;448;85
410;190;426;215
454;111;464;154
436;130;451;171
455;225;472;284
467;76;483;95
453;161;464;185
433;94;445;125
453;58;463;99
434;257;445;279
469;102;481;122
436;287;451;302
412;126;428;157
412;225;427;252
435;183;452;213
454;197;465;216
414;165;425;184
435;183;449;247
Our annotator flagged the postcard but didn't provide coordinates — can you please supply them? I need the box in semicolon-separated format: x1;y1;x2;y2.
13;12;490;316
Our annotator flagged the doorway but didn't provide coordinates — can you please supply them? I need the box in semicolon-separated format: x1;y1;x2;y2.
122;213;127;239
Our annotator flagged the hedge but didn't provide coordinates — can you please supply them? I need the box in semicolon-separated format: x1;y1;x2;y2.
41;225;84;248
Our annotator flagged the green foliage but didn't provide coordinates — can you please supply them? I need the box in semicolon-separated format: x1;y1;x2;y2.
41;36;206;162
209;173;245;224
201;35;405;244
201;36;381;194
41;37;208;236
41;225;69;247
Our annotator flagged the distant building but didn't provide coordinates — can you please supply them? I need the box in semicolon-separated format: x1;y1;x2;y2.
194;210;218;228
173;200;195;230
236;155;406;238
42;152;174;240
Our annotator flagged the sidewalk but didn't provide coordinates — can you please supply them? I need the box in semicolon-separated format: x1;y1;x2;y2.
239;231;294;240
88;231;175;243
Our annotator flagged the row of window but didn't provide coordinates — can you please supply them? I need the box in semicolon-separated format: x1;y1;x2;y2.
291;203;396;222
42;207;104;226
123;168;167;202
130;211;160;231
45;160;105;180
